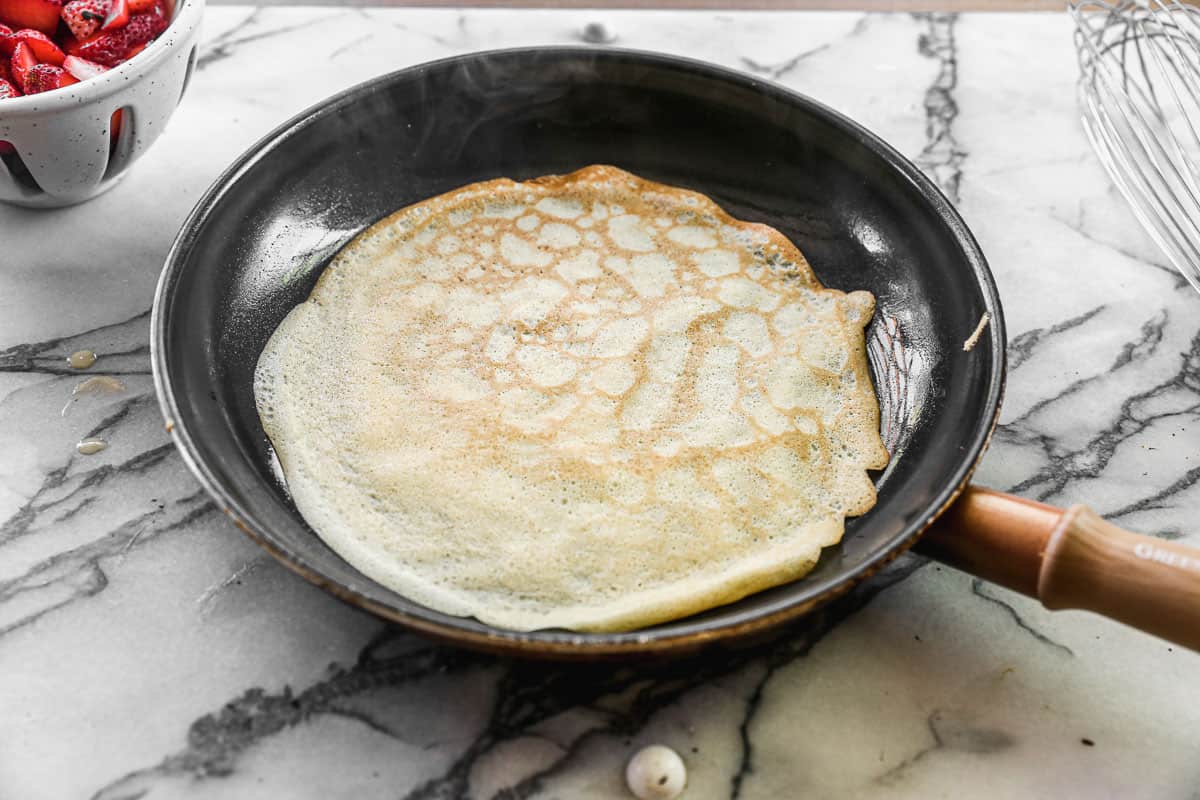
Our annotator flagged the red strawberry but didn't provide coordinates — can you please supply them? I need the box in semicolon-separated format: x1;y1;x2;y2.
22;62;77;93
8;27;63;63
60;0;106;40
0;0;63;35
62;53;104;79
73;26;126;65
99;0;123;29
121;6;161;44
0;79;15;150
9;39;36;89
0;23;15;55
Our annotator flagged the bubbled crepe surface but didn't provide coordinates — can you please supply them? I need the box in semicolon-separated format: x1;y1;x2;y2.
254;165;890;632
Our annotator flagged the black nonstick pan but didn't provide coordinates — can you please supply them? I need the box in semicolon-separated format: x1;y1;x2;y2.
152;47;1200;658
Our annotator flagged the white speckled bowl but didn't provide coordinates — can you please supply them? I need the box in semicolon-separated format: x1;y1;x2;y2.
0;0;203;208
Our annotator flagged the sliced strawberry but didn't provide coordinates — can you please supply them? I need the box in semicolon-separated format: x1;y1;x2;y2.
0;23;15;55
9;39;36;90
62;53;104;79
73;26;126;65
60;0;106;40
0;0;63;35
8;27;63;64
21;61;76;93
121;6;160;44
99;0;123;29
0;78;15;148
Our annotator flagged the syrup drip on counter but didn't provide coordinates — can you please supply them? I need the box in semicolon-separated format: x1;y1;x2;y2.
61;375;127;416
67;350;97;369
62;352;121;455
76;438;107;455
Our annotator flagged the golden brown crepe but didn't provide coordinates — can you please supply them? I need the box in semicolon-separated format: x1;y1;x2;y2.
254;165;889;632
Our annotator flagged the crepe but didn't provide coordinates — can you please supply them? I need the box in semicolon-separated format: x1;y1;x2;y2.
254;165;889;632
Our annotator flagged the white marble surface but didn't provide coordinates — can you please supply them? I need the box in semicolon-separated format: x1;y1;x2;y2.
2;8;1200;799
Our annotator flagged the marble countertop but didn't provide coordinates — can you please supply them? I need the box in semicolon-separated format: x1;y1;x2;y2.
3;7;1200;799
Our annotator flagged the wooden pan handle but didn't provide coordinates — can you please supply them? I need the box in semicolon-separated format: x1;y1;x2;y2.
916;486;1200;651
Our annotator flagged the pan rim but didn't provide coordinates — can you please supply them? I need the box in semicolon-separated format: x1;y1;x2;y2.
151;45;1007;657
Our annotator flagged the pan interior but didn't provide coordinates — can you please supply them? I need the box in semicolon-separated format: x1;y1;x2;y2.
155;48;1003;650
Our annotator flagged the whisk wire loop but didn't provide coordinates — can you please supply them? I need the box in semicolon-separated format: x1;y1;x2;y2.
1073;0;1200;292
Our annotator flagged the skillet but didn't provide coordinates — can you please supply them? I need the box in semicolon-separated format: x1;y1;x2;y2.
152;47;1200;657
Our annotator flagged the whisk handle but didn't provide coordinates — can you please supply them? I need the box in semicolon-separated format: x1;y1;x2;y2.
918;486;1200;651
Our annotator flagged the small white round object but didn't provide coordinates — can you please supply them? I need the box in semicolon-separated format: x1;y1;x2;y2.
625;744;687;800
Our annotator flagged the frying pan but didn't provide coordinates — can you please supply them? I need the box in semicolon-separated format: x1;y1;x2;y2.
152;47;1200;658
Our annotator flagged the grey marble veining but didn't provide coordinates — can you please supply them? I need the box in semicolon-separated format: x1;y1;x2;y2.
2;8;1200;799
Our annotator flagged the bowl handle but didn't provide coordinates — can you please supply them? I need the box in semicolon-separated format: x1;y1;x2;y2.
916;485;1200;651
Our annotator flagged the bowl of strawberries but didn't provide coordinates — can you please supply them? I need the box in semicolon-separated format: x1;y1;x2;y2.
0;0;201;207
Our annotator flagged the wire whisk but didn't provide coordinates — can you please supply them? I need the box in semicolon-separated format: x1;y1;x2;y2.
1072;0;1200;294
